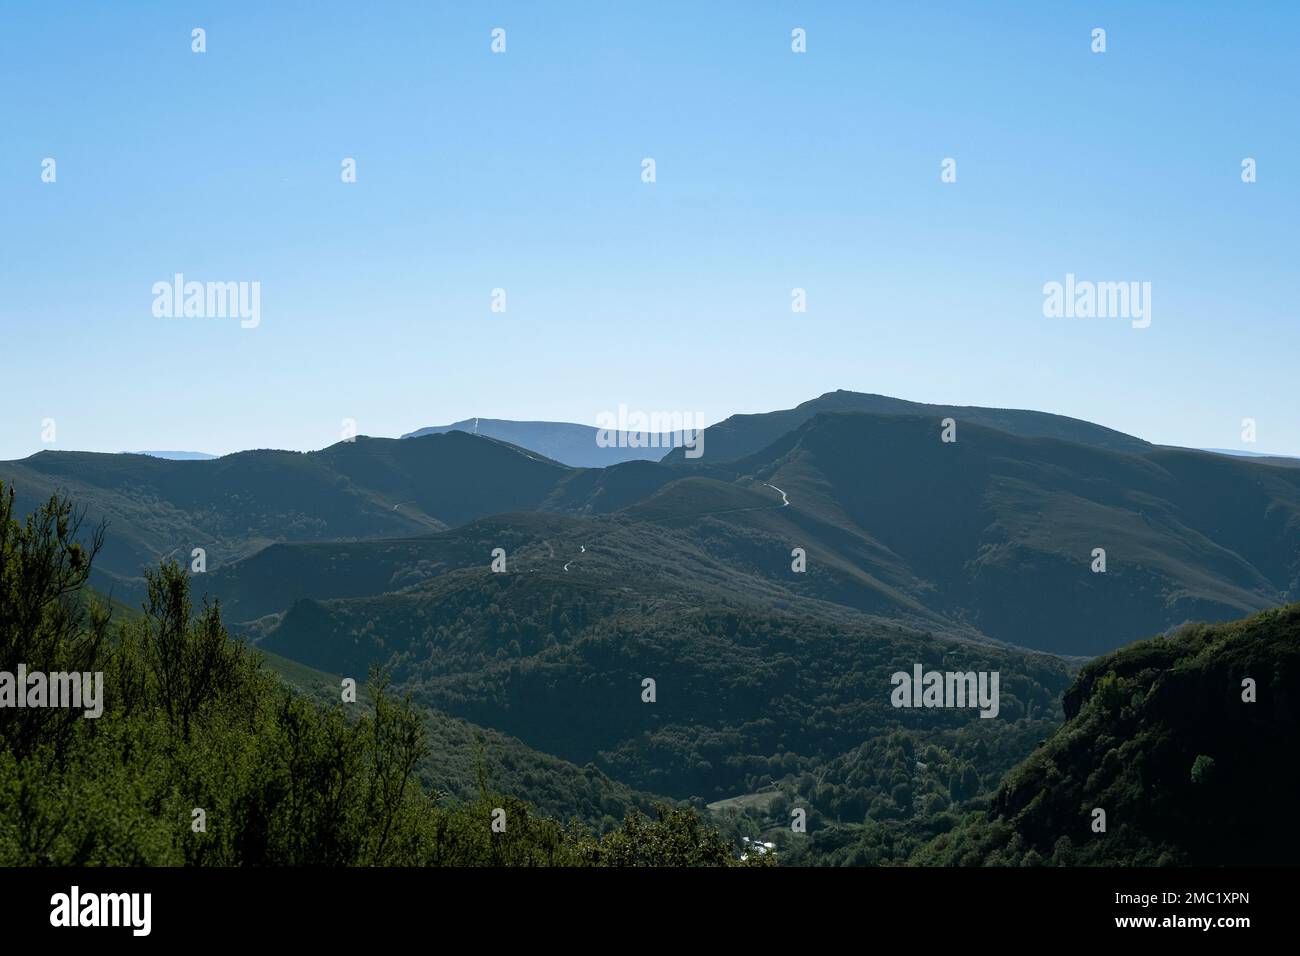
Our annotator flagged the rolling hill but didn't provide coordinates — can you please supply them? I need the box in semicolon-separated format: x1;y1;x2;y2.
256;567;1074;801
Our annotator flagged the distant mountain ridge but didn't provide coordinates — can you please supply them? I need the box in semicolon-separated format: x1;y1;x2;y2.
402;417;687;468
129;450;218;460
1198;447;1300;468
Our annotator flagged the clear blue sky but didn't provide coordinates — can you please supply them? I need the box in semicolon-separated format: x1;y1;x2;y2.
2;1;1297;459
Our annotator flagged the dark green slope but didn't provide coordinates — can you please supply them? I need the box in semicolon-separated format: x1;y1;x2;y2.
0;448;428;593
258;558;1073;800
710;412;1300;655
662;389;1151;464
256;648;663;830
708;718;1064;866
199;458;691;623
81;580;666;832
210;493;964;638
249;517;912;674
314;432;570;526
543;458;683;514
206;512;587;623
911;604;1300;865
622;474;954;629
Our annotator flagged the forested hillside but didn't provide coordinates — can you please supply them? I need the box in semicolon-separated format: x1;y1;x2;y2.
910;604;1300;865
0;484;758;866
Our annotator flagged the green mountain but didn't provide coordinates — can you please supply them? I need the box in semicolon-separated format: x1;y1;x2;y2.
662;389;1152;464
203;410;1300;658
256;649;662;830
693;411;1300;655
910;603;1300;865
254;539;1074;801
0;433;573;594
